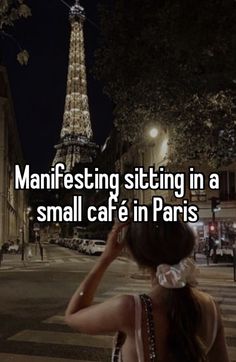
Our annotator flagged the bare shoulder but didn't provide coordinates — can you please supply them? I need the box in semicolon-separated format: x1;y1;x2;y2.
112;294;135;315
191;287;220;318
192;287;215;304
110;294;135;330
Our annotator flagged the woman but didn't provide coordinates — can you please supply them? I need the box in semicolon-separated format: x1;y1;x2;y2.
65;210;229;362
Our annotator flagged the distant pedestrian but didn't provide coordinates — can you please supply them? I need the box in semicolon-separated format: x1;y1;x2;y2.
209;235;218;263
65;207;229;362
209;235;215;253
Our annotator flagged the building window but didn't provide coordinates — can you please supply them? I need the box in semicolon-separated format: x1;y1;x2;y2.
220;171;236;201
190;190;207;202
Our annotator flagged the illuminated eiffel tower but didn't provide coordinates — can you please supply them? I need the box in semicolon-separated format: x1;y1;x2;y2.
53;0;97;171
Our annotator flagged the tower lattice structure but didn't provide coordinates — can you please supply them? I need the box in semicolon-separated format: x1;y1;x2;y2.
53;0;97;171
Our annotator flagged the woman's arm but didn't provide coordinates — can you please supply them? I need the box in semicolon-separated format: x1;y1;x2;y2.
65;255;111;316
65;223;133;335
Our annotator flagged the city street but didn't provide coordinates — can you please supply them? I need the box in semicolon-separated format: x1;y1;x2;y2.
0;244;235;362
1;1;236;361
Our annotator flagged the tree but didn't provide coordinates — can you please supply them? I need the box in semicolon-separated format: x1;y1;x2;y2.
0;0;31;65
95;0;236;167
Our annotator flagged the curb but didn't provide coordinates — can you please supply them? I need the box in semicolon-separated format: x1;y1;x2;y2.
0;257;49;270
0;266;13;271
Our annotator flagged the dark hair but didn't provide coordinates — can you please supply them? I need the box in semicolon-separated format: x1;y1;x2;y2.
126;206;207;362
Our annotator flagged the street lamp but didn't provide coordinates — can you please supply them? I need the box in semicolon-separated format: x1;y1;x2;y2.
149;127;159;139
147;127;159;165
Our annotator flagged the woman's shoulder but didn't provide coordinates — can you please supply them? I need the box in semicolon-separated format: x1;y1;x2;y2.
113;294;135;307
192;287;215;302
109;294;136;332
108;294;136;314
192;287;218;314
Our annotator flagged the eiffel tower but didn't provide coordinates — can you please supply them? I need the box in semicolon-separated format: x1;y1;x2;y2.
53;0;97;171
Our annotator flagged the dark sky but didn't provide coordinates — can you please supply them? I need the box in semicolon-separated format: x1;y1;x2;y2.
2;0;113;172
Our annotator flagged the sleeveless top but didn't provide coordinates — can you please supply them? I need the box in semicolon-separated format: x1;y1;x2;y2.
111;293;218;362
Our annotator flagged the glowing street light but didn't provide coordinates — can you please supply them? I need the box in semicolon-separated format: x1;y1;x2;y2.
149;127;159;139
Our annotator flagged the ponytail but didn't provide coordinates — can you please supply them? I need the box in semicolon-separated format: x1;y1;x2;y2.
126;208;206;361
166;285;207;362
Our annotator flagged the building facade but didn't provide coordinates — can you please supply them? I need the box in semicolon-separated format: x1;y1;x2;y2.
0;66;28;246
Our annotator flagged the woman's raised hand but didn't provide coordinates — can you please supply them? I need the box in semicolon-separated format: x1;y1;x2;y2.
101;222;130;263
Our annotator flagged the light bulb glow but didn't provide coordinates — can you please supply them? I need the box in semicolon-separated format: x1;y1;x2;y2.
149;127;159;139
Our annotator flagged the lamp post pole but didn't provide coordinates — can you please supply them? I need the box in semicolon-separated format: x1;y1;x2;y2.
233;243;236;282
20;227;25;261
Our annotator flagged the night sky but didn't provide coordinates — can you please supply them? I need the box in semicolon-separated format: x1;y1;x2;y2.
2;0;113;172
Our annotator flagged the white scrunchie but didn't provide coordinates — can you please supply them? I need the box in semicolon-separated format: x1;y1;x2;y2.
156;257;199;289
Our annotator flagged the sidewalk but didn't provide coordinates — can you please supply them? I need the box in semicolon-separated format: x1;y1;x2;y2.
0;246;48;271
197;266;236;285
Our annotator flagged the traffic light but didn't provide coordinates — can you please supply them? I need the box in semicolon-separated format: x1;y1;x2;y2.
208;221;218;236
211;197;221;212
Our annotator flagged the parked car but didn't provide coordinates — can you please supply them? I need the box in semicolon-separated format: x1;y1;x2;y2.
8;244;21;254
71;239;80;250
2;242;21;254
58;238;65;247
67;238;74;248
67;239;73;249
87;240;106;256
1;242;11;253
80;240;90;254
77;239;84;253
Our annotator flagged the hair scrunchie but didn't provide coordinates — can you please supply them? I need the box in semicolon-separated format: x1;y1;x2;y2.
156;257;199;289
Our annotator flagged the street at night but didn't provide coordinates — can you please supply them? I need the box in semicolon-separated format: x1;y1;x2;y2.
0;245;236;361
1;0;236;361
